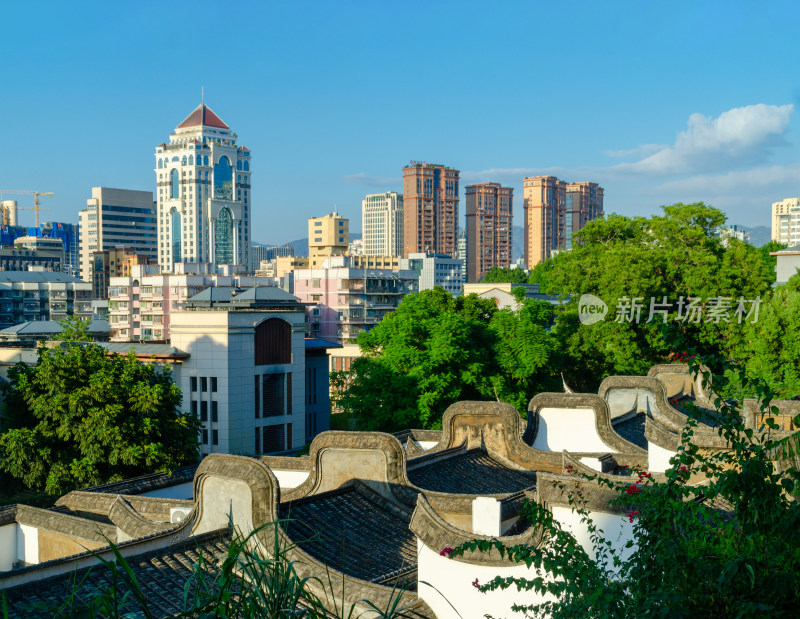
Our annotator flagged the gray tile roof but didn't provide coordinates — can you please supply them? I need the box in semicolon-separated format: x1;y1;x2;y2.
612;413;648;450
281;485;417;588
0;319;109;336
79;463;198;495
2;530;230;619
95;342;187;357
408;449;537;495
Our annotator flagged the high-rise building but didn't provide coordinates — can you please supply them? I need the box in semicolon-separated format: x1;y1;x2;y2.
155;103;252;272
457;228;467;284
565;182;604;250
79;187;157;282
523;176;565;268
465;182;513;283
772;198;800;246
308;212;348;268
362;192;403;257
402;162;459;258
401;252;463;296
523;177;604;267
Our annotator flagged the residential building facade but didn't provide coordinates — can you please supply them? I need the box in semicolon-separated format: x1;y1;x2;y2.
0;247;61;272
565;182;604;250
401;252;463;295
771;198;800;246
295;256;417;344
107;263;277;342
402;162;459;258
13;236;64;269
155;103;252;272
362;191;403;257
0;272;92;328
308;212;348;268
79;187;157;282
523;176;565;268
91;248;156;300
524;176;604;266
465;182;513;282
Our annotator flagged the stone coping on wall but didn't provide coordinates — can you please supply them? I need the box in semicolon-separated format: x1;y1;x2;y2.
409;492;547;567
14;504;117;544
535;472;632;516
259;454;313;471
526;393;648;456
56;491;192;523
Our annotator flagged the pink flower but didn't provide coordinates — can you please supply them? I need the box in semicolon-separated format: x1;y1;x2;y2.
439;547;454;557
678;465;688;472
472;578;480;589
628;510;640;523
625;485;640;495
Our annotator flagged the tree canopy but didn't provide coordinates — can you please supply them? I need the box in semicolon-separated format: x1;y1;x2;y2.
482;266;529;283
332;287;559;430
0;342;200;495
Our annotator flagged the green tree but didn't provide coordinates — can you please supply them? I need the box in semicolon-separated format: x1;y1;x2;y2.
57;316;93;341
0;342;200;495
531;203;772;391
332;288;558;431
757;239;786;285
482;266;529;284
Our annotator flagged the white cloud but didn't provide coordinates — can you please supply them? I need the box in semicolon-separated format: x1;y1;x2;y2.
341;172;400;187
614;103;794;175
604;144;667;159
646;162;800;194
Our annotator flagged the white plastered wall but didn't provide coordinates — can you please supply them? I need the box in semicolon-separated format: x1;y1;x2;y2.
648;442;677;473
0;524;17;571
551;506;636;567
16;524;38;565
532;407;614;452
271;470;310;489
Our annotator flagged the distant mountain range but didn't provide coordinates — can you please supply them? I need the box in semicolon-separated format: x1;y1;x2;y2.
256;224;770;260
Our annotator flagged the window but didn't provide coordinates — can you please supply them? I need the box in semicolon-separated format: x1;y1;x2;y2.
286;373;292;414
255;430;261;454
211;377;217;392
262;424;284;452
254;375;260;418
254;319;291;365
201;401;208;422
286;423;292;450
212;430;218;445
213;156;233;200
191;401;197;416
262;374;285;417
170;169;179;199
202;429;208;444
201;377;208;392
211;401;218;422
191;377;197;392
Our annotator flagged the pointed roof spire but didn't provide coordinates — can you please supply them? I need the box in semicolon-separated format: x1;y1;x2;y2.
177;102;229;130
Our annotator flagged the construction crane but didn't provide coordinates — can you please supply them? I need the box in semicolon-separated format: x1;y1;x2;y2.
0;190;53;227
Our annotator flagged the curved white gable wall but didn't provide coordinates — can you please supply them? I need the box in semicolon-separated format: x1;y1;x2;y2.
532;407;614;453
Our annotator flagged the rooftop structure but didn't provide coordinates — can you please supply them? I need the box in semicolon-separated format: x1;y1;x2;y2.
2;363;784;618
155;103;252;272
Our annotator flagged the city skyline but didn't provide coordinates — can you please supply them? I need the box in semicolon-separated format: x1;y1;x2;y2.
3;1;800;243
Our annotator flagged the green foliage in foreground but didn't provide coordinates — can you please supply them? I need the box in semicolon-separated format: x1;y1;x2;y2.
0;341;200;495
482;266;529;284
331;288;560;431
449;353;800;618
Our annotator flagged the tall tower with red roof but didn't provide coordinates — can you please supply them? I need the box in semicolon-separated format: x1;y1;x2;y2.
154;103;252;272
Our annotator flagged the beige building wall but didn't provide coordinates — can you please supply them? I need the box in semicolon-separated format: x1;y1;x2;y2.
523;176;565;268
772;198;800;246
309;212;349;268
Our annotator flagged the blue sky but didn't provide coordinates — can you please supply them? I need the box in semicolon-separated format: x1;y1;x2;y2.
2;0;799;244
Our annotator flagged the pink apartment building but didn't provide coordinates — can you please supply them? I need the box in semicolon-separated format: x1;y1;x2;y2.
294;256;417;344
108;262;277;341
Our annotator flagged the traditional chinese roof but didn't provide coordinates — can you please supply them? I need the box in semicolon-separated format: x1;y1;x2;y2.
612;413;648;450
280;484;417;587
177;103;229;130
408;449;537;495
3;530;230;619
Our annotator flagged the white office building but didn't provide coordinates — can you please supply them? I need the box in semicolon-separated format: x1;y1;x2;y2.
772;198;800;246
362;192;403;257
401;252;463;296
155;103;252;272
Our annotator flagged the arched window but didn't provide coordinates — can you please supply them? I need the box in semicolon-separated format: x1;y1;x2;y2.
157;159;163;169
213;156;233;201
254;318;291;365
236;159;242;171
214;207;234;266
182;156;187;166
243;161;249;171
203;155;209;166
170;169;179;199
188;155;193;165
171;210;182;263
